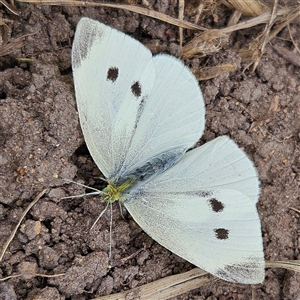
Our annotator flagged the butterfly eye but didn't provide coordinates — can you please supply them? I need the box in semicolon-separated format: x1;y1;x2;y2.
107;67;119;82
214;228;229;240
131;81;142;98
208;198;224;213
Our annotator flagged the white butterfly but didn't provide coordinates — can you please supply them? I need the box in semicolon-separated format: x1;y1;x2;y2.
72;17;264;284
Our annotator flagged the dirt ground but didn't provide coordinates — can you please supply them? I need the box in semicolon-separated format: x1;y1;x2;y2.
0;1;300;299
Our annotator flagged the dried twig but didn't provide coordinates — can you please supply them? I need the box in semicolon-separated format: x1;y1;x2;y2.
18;0;300;35
0;0;20;15
0;189;49;262
17;0;207;30
92;260;300;299
92;268;214;300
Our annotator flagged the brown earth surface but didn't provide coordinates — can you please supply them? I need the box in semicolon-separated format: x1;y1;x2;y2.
0;1;300;299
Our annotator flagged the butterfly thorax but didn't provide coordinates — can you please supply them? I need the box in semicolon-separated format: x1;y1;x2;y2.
102;178;136;203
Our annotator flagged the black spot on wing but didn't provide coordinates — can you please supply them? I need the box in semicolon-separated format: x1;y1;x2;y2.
131;81;142;98
214;228;229;240
208;198;224;213
107;67;119;82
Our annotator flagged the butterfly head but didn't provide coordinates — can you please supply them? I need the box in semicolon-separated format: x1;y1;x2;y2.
102;178;136;203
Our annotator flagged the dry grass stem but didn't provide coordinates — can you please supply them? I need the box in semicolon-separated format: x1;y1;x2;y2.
0;189;49;262
17;0;207;30
178;0;184;47
182;29;228;57
92;268;214;300
0;0;20;15
94;260;300;299
193;64;236;81
222;0;270;17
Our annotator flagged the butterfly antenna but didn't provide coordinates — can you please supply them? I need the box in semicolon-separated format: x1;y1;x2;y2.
118;201;126;220
60;177;108;199
61;177;102;191
109;203;113;266
90;202;109;230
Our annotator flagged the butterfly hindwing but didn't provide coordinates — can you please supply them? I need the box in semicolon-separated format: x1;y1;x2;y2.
124;136;264;283
140;136;260;203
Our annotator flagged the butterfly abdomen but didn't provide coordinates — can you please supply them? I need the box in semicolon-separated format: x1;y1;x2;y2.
124;148;186;183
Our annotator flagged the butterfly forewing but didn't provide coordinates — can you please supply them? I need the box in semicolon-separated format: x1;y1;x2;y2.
72;18;205;182
72;18;155;179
